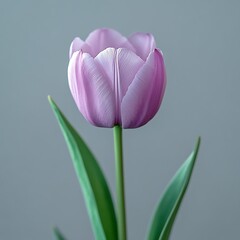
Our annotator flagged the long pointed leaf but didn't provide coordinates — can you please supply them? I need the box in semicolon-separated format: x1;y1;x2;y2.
48;96;118;240
53;227;67;240
147;137;201;240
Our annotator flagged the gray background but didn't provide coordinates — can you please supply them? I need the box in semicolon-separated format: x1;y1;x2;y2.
1;0;240;239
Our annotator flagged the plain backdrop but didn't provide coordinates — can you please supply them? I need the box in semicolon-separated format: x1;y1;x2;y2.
1;0;240;239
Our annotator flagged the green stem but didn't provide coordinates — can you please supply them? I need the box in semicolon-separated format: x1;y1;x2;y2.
113;125;127;240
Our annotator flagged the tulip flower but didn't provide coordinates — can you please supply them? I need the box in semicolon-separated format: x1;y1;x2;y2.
68;28;166;128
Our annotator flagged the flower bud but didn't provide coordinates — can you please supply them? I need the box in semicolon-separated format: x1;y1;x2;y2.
68;28;166;128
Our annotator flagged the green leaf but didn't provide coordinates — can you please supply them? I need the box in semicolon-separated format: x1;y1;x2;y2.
53;227;67;240
147;137;201;240
48;96;118;240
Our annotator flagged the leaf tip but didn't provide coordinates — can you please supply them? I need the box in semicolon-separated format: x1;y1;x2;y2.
48;95;58;112
195;136;201;153
53;226;66;240
48;95;52;102
48;95;55;105
52;226;58;233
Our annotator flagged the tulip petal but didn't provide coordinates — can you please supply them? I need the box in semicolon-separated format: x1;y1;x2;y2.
86;28;135;57
128;33;156;60
121;49;166;128
68;51;94;122
68;51;115;127
94;48;115;91
95;48;144;101
95;48;144;124
117;48;145;100
68;51;85;115
69;37;92;59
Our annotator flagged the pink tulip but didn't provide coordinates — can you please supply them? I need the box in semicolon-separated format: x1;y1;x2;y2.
68;28;166;128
